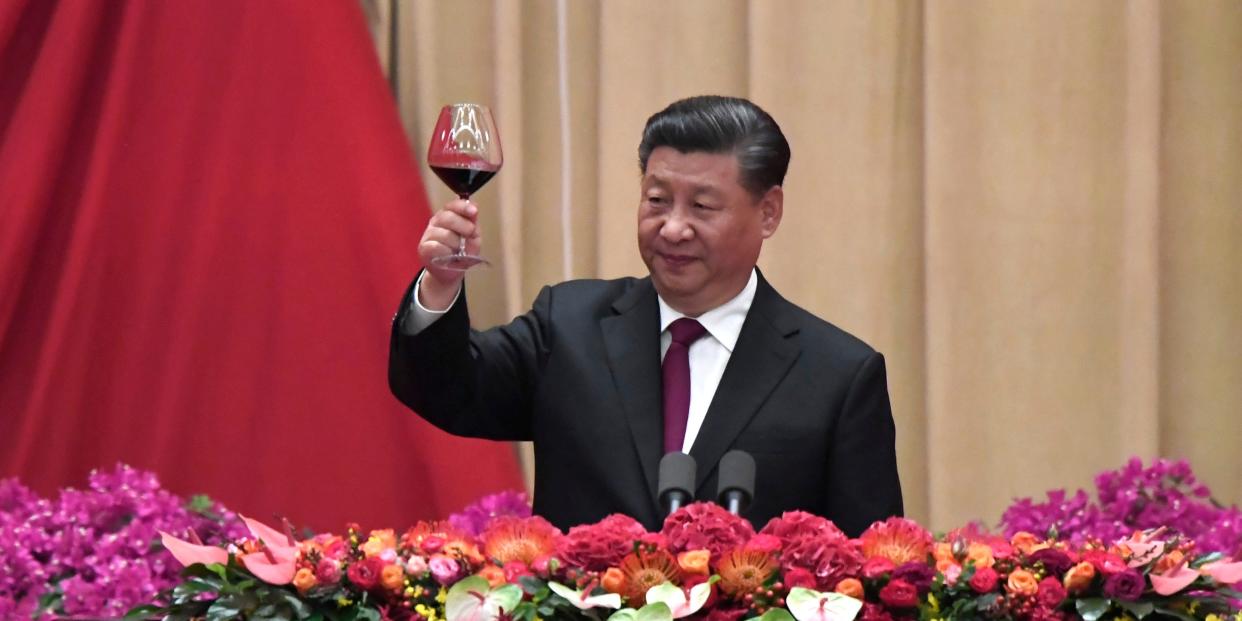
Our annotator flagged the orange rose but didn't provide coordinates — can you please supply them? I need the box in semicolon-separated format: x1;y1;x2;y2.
478;564;506;588
1154;550;1186;575
380;563;406;591
1010;532;1045;556
293;567;318;593
678;550;710;576
932;542;955;564
835;578;864;599
363;529;398;558
1062;561;1096;593
966;543;995;569
936;558;962;575
602;567;627;594
1006;568;1039;596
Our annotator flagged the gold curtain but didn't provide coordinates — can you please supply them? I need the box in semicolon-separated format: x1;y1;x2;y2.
361;0;1242;531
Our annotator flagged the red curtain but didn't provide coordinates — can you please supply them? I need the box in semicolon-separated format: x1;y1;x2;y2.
0;0;522;531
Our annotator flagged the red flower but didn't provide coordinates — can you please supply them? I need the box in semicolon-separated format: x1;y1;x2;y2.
878;578;919;608
558;514;648;572
661;502;755;562
783;567;817;589
1082;550;1128;576
348;556;384;590
745;534;783;554
860;603;895;621
759;511;846;547
862;557;896;579
969;566;999;593
781;534;864;591
1036;576;1068;608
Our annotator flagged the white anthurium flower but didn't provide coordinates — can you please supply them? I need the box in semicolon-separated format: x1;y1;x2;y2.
548;580;624;610
786;587;863;621
644;578;718;619
445;576;524;621
608;603;674;621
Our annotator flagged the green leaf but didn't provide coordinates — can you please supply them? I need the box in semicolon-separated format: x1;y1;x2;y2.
519;575;548;596
1117;600;1154;619
757;608;796;621
1189;552;1224;568
634;602;673;621
123;603;164;620
608;608;638;621
1074;597;1110;621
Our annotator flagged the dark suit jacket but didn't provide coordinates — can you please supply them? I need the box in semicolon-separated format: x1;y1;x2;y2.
388;271;902;536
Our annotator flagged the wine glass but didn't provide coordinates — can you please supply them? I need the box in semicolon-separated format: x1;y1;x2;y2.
426;103;502;270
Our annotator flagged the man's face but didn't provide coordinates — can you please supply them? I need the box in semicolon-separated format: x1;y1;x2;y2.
637;146;782;316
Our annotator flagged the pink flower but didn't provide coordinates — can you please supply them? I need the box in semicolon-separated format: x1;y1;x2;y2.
781;533;864;591
405;555;428;576
878;578;919;608
760;511;846;547
429;554;461;585
969;566;999;593
862;557;896;579
348;557;383;590
1036;576;1067;607
661;502;755;563
860;603;895;621
557;514;648;571
421;535;446;554
315;559;341;584
503;561;532;582
783;567;817;589
745;534;783;554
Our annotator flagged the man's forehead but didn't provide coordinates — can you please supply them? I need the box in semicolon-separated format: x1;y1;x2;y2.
642;149;740;191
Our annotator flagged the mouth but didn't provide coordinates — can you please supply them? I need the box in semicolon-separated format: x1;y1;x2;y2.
658;253;697;268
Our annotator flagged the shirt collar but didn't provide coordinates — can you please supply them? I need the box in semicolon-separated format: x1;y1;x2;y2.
657;269;758;353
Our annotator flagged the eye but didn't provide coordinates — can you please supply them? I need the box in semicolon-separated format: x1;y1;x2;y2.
694;202;716;211
646;195;667;206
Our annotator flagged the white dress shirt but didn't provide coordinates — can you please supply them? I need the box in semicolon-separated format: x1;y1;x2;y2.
657;269;756;452
402;268;760;453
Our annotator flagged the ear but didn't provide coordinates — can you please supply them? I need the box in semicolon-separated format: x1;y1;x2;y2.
758;185;783;238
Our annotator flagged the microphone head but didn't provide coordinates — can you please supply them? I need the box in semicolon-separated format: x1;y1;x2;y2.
658;452;696;503
717;450;756;503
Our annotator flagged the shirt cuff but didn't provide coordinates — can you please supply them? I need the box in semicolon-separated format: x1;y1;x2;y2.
401;271;462;335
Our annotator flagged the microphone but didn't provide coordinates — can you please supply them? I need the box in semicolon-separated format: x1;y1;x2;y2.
717;450;755;515
658;452;696;516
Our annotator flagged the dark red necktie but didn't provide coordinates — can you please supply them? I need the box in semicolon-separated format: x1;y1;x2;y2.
663;318;709;454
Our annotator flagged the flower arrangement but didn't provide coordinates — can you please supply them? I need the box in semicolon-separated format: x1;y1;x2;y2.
1001;458;1242;558
0;464;245;619
147;501;1242;621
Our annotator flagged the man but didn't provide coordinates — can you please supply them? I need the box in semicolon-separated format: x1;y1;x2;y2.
389;96;902;536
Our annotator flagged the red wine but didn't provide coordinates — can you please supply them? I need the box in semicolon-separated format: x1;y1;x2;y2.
431;165;497;197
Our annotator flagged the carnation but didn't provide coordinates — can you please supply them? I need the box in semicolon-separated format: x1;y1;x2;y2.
780;532;864;591
1036;576;1068;607
661;502;754;562
557;514;647;572
878;578;919;608
892;561;935;593
759;511;846;547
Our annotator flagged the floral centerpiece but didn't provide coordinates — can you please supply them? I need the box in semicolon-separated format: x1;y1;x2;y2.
145;500;1242;621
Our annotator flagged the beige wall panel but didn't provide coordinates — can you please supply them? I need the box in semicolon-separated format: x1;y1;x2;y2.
517;1;601;307
749;0;929;524
925;1;1132;529
596;0;751;279
1159;1;1242;505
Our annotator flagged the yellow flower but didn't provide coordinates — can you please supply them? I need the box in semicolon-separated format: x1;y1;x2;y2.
337;596;354;608
926;593;940;613
436;587;448;604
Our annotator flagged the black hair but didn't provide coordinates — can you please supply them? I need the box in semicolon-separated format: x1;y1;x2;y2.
638;95;791;197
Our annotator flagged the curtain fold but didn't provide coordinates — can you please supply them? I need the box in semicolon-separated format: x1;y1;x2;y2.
0;0;523;531
365;0;1242;530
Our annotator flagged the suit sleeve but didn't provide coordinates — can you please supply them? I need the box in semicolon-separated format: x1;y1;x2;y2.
821;352;904;536
388;272;553;442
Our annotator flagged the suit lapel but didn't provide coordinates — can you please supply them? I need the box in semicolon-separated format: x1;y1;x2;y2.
600;278;664;514
689;274;800;493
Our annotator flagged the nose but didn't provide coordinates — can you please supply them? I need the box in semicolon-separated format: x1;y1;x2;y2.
660;210;694;243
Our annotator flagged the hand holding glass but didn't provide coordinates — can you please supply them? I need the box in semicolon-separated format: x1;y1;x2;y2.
426;103;502;270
